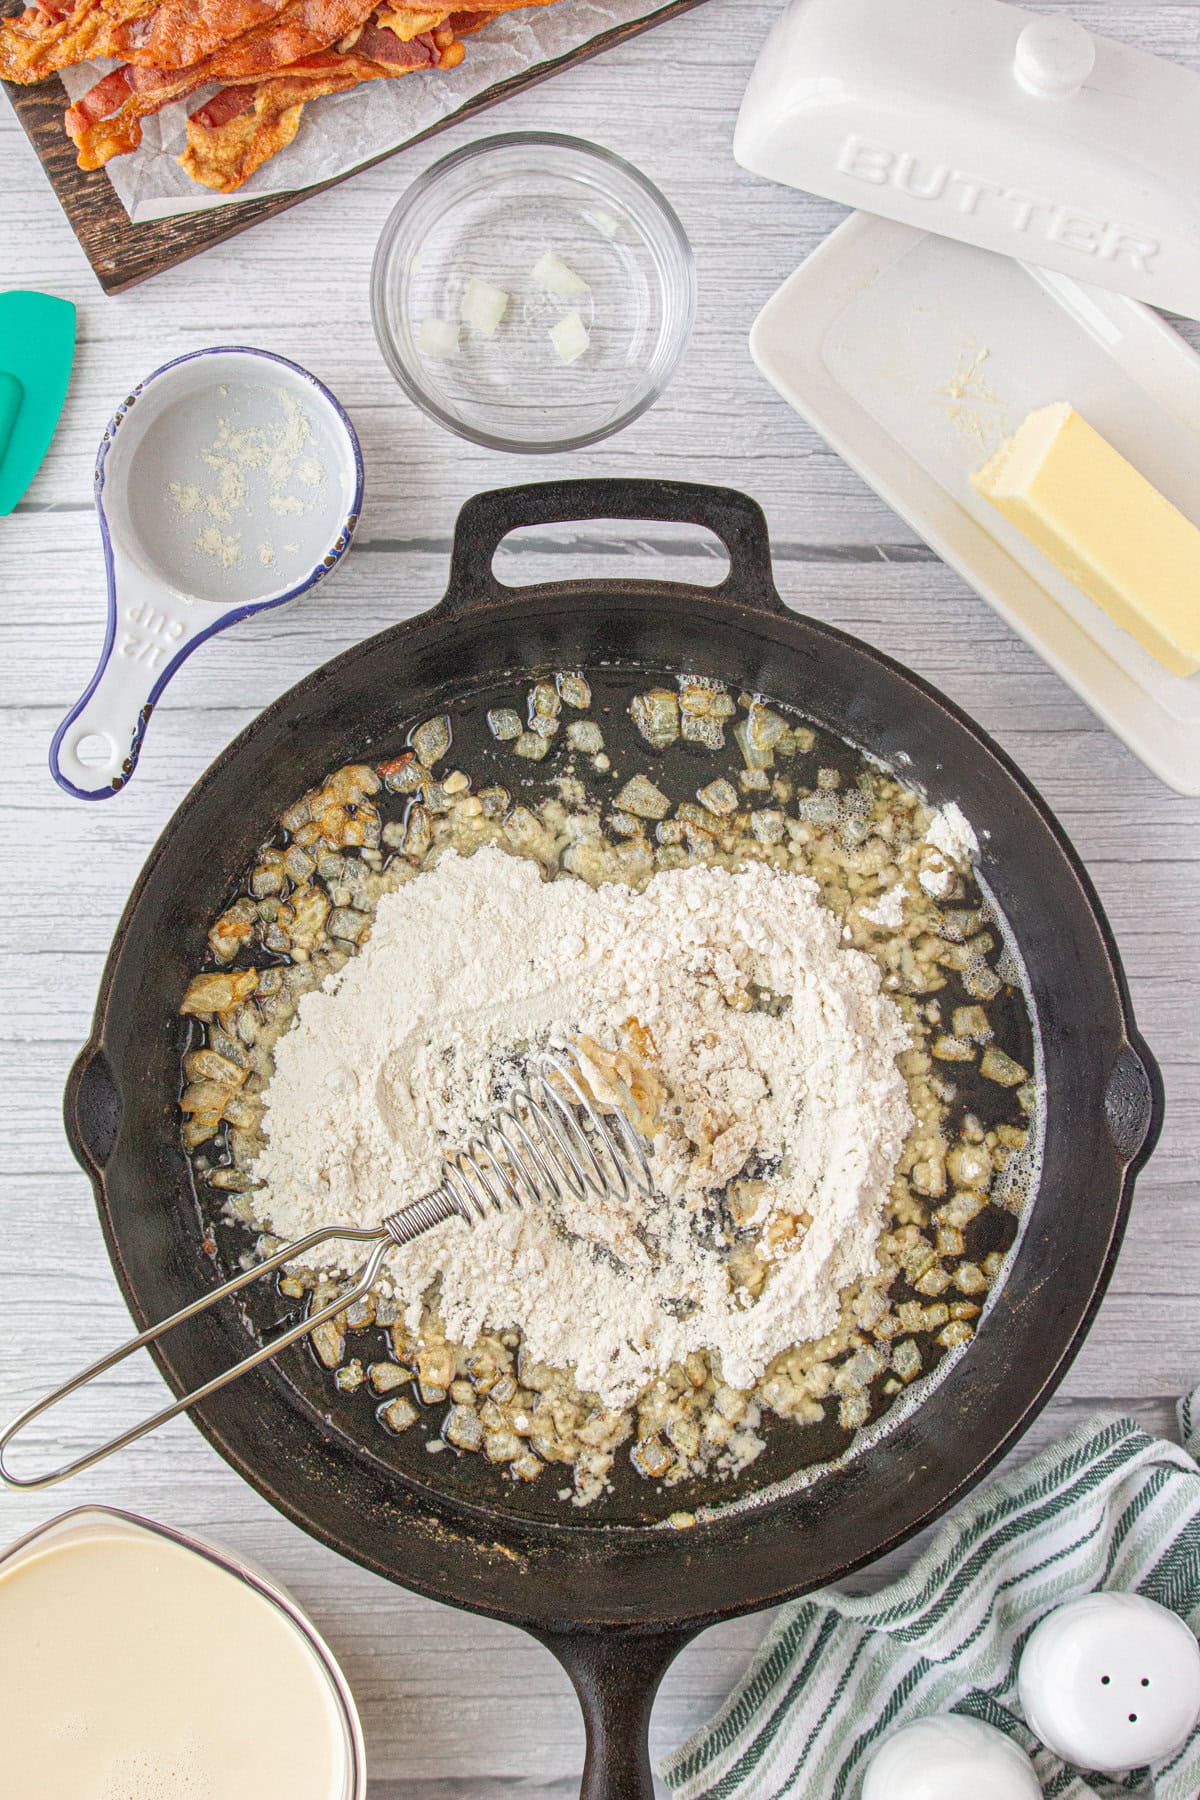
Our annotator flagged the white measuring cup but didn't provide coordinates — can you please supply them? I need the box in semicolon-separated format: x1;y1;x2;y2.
50;346;363;800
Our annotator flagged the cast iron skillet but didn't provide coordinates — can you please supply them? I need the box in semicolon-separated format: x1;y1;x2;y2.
64;480;1160;1797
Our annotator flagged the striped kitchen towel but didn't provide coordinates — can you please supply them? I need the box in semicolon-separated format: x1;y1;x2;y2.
661;1388;1200;1800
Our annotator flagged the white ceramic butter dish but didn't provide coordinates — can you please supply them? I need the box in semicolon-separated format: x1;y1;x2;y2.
734;0;1200;323
749;213;1200;795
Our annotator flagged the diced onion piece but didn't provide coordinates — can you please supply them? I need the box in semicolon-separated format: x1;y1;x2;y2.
582;207;621;239
460;277;509;337
417;316;460;358
551;311;590;366
532;250;590;297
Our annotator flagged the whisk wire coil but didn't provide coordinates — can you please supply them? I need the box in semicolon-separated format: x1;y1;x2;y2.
0;1045;653;1489
435;1049;652;1228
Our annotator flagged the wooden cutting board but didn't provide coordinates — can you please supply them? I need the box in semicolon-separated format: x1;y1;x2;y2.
2;0;707;294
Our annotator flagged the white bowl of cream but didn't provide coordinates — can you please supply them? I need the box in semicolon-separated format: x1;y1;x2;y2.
0;1505;365;1799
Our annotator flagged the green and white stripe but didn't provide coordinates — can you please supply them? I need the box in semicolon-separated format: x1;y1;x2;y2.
661;1388;1200;1800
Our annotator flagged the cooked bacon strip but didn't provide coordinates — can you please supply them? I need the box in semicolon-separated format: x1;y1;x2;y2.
188;82;270;132
7;0;569;193
105;0;298;70
64;0;386;168
345;17;448;59
180;24;457;191
182;77;352;191
362;0;569;45
2;0;325;78
0;0;155;82
369;4;452;37
0;0;513;78
453;0;580;18
177;0;570;192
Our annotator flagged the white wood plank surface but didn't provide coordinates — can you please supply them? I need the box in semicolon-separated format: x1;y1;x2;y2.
1;3;1198;1794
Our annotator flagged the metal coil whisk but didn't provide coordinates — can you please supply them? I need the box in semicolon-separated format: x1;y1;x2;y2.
0;1046;654;1491
426;1047;653;1230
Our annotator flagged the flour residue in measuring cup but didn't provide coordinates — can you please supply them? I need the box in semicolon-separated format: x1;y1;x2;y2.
125;379;342;605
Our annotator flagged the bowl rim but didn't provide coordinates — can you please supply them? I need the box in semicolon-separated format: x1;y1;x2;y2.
369;128;697;454
0;1503;368;1799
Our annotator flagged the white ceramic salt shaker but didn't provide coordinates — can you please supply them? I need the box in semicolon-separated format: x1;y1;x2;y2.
1018;1592;1200;1773
861;1714;1041;1800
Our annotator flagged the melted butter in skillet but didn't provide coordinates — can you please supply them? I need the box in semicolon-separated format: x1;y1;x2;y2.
0;1524;350;1798
184;666;1040;1524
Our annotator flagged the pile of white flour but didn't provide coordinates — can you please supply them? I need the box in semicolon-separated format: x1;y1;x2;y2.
253;847;914;1406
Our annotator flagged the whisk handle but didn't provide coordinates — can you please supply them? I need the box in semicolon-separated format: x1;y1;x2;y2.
2;1045;641;1489
0;1220;391;1491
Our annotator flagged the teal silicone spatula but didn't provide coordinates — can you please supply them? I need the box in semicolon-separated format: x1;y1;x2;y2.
0;292;76;515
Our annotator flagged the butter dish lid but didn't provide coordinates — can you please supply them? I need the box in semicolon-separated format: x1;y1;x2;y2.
734;0;1200;322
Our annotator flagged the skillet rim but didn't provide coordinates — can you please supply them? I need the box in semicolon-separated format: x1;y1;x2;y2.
64;570;1161;1635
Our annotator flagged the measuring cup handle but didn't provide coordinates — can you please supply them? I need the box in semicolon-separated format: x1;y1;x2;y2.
49;549;213;800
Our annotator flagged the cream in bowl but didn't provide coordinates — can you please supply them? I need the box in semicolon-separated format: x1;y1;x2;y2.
0;1506;365;1799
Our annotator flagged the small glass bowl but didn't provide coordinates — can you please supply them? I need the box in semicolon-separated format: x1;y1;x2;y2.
370;132;696;453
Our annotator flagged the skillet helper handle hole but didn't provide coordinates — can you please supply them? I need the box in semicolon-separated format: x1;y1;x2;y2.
493;517;732;592
442;478;786;617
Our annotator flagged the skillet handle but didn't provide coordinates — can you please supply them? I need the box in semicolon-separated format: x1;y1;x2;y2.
64;1041;122;1176
440;479;786;617
1104;1039;1161;1164
534;1625;693;1800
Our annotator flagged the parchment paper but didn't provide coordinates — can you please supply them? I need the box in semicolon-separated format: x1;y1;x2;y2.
56;0;687;224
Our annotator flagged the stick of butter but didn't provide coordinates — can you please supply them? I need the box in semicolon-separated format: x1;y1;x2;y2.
972;402;1200;678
